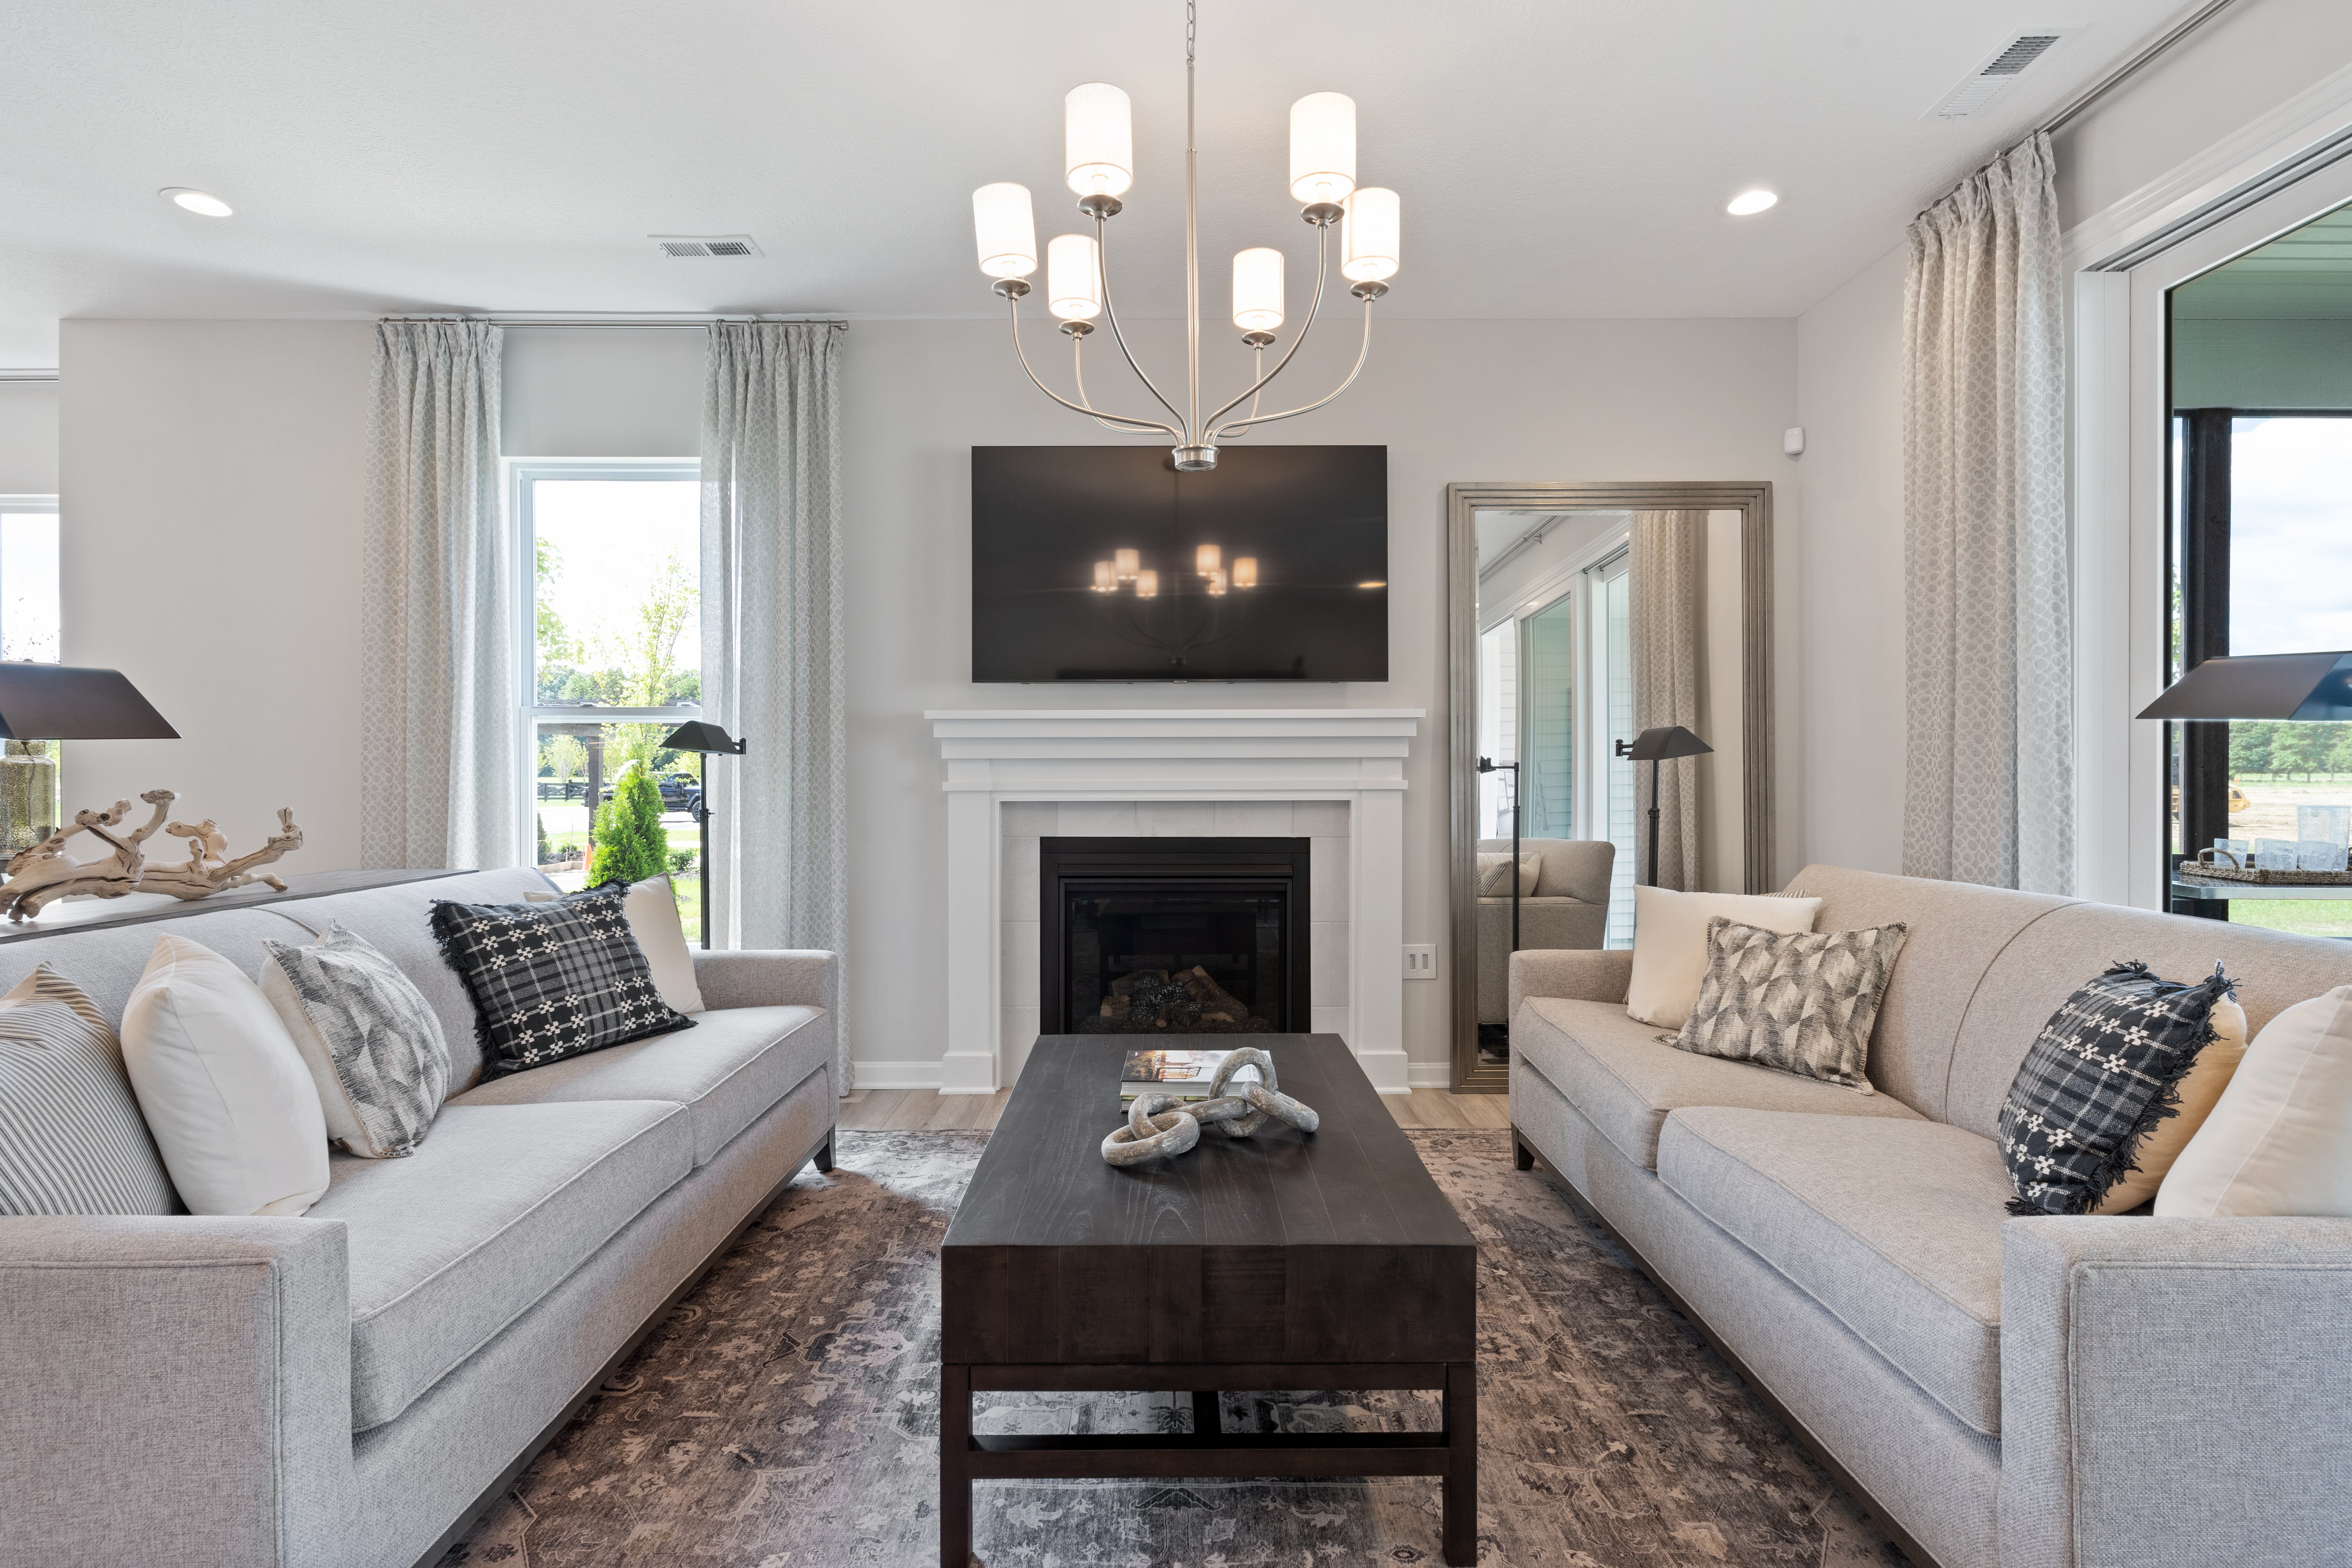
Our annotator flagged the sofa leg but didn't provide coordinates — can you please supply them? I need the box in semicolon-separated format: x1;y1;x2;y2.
814;1134;835;1174
1511;1126;1535;1172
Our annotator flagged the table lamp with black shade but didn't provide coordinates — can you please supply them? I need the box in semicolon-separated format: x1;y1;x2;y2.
2138;651;2352;915
0;664;178;854
658;720;745;950
1616;725;1713;888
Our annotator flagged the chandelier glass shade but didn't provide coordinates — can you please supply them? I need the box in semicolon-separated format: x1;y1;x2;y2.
969;1;1398;471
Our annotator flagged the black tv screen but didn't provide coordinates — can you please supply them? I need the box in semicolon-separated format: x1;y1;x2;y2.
971;444;1388;682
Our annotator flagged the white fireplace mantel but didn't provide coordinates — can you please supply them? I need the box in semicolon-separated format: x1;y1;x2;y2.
926;709;1424;1094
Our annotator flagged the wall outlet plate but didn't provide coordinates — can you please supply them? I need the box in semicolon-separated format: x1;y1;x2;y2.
1403;943;1436;978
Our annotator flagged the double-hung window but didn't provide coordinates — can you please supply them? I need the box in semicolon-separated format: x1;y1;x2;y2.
512;460;702;932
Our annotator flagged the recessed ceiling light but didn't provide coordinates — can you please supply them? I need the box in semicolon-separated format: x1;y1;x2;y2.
1726;189;1779;217
160;187;233;218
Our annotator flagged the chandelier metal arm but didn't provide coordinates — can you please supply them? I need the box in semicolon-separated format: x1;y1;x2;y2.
1212;299;1374;439
1094;214;1192;436
1072;336;1153;432
1201;220;1332;432
1003;295;1181;438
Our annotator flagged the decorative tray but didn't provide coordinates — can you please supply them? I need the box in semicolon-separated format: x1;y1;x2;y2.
2181;860;2352;886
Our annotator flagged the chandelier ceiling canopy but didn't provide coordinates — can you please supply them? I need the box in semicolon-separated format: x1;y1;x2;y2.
969;2;1399;472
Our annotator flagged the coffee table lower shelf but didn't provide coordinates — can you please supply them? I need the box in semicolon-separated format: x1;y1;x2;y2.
940;1362;1477;1567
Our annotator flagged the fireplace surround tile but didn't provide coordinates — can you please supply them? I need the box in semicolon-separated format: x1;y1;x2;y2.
929;709;1421;1095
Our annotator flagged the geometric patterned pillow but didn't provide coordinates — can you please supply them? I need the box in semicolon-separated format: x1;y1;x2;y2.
1998;960;2235;1217
0;964;180;1215
428;882;693;1082
259;923;452;1158
1671;917;1911;1092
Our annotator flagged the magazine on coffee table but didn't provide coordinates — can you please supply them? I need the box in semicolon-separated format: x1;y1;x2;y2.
1119;1047;1261;1107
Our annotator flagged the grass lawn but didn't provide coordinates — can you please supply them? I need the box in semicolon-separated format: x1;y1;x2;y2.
2221;898;2352;940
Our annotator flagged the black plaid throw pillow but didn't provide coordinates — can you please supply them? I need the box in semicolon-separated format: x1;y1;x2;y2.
430;883;693;1080
1998;959;2235;1216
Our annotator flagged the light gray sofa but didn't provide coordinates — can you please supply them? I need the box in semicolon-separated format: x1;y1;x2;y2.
1475;835;1612;1024
0;867;838;1568
1508;864;2352;1568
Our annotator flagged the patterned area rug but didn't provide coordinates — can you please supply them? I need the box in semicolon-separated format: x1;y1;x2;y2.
441;1129;1909;1567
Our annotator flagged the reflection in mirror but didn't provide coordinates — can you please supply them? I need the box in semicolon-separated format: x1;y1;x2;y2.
1459;502;1754;1078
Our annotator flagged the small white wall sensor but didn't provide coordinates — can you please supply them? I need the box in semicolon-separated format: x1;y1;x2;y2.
1783;426;1806;457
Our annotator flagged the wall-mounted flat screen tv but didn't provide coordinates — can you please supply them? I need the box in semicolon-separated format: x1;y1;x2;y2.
971;444;1387;682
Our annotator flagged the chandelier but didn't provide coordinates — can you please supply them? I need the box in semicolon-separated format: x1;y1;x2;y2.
969;2;1400;472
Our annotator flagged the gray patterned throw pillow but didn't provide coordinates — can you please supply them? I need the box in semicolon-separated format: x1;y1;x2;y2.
1672;917;1910;1091
260;923;452;1159
0;964;180;1214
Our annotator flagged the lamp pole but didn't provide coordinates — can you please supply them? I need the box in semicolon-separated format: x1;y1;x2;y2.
1476;756;1522;950
658;722;747;951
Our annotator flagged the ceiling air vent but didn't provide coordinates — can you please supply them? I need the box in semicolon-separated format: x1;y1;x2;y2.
1929;27;2078;118
650;234;764;258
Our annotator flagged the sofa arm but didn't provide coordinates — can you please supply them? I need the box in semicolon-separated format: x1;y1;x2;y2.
1999;1216;2352;1568
1508;947;1633;1017
0;1215;353;1567
692;948;837;1013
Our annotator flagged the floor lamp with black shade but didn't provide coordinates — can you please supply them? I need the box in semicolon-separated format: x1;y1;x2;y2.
1475;755;1522;950
658;720;745;950
1618;725;1713;888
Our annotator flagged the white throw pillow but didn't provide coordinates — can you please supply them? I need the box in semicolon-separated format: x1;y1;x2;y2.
527;875;705;1014
119;935;330;1217
2156;985;2352;1218
1625;887;1824;1030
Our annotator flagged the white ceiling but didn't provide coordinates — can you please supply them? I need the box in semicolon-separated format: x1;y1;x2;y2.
0;0;2192;368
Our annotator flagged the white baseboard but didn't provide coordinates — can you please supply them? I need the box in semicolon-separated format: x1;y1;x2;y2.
850;1061;944;1092
1406;1062;1455;1089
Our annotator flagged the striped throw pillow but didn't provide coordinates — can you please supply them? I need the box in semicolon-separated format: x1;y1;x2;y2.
0;964;179;1215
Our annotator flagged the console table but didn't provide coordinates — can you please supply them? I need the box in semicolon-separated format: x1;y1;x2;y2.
938;1035;1479;1566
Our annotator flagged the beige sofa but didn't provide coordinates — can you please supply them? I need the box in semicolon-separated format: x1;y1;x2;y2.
1475;836;1612;1025
0;867;838;1568
1508;864;2352;1568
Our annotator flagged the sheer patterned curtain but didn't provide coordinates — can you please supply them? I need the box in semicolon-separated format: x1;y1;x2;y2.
360;321;515;869
1903;132;2072;893
1631;512;1702;890
700;323;848;1076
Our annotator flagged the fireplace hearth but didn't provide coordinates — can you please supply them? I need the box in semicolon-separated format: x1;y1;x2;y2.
1040;837;1310;1035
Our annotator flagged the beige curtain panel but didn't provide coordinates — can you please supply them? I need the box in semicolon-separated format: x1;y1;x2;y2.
359;320;515;870
1902;132;2072;894
1631;511;1704;892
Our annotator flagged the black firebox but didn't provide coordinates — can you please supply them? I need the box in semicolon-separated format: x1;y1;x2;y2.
1040;837;1310;1034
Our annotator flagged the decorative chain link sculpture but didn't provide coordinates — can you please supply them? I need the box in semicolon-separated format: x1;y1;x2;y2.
1101;1046;1321;1166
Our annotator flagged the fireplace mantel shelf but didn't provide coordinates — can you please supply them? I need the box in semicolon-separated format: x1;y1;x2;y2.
928;708;1423;1098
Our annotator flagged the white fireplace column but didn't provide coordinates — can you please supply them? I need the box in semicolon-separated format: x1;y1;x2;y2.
928;709;1424;1094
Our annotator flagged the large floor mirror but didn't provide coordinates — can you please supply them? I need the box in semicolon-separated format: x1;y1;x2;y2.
1446;482;1775;1091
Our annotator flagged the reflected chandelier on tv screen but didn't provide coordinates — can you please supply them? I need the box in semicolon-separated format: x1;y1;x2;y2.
970;445;1388;682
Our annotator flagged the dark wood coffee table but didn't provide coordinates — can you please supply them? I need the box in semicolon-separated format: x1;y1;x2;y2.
939;1034;1478;1566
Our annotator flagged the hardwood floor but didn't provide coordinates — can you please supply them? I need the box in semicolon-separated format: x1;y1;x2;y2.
839;1085;1511;1133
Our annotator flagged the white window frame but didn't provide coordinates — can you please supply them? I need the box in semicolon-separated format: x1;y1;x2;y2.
0;495;61;665
506;457;702;864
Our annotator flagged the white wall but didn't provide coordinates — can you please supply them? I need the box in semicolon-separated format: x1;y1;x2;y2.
58;321;373;869
501;326;701;457
1794;245;1908;876
0;381;59;494
2052;0;2352;232
843;316;1800;1083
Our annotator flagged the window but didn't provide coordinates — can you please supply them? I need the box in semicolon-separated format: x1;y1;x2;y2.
512;462;702;935
2167;198;2352;935
0;497;59;662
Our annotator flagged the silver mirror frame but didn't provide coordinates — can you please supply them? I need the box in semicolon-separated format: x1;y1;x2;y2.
1445;481;1776;1093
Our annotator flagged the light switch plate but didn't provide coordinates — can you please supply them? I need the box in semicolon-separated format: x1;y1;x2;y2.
1403;943;1436;978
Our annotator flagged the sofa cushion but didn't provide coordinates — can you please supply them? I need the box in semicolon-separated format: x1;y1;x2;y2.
1515;995;1926;1171
1657;1106;2009;1438
449;1005;829;1167
310;1100;691;1430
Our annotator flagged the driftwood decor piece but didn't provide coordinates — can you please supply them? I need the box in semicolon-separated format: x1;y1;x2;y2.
0;789;303;923
1100;1046;1321;1166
